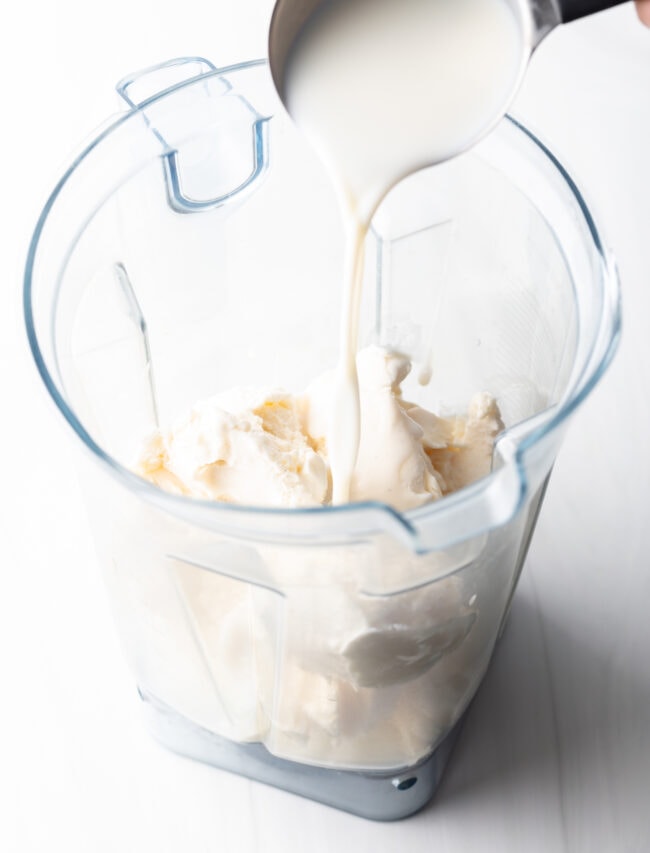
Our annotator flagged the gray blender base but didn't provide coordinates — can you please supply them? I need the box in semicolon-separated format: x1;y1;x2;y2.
138;687;463;820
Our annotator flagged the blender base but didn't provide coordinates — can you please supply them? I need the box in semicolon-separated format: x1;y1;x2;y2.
138;687;463;821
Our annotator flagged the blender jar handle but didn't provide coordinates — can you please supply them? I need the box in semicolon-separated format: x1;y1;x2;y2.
115;57;270;214
116;57;219;109
556;0;628;21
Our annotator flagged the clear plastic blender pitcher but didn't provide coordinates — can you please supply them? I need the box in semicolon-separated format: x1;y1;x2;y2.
24;57;620;820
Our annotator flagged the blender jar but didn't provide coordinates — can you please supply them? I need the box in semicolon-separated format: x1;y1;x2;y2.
24;57;620;820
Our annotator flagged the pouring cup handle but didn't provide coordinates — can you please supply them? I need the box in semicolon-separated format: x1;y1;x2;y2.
556;0;628;22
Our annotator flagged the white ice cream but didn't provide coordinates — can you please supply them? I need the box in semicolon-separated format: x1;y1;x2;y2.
136;346;503;513
130;348;505;769
137;387;328;508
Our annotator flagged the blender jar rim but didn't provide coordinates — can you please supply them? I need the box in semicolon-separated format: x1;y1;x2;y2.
23;57;621;551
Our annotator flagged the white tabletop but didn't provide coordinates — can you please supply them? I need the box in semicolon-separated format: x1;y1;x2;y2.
1;3;649;851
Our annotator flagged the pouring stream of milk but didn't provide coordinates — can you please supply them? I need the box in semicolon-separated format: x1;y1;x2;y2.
283;0;529;503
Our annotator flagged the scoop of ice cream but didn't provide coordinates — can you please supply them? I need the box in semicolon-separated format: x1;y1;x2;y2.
136;388;329;508
136;347;503;511
302;347;449;509
426;391;505;494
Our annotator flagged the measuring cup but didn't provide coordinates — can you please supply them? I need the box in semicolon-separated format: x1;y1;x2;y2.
269;0;629;216
270;0;629;74
269;0;630;110
24;57;619;819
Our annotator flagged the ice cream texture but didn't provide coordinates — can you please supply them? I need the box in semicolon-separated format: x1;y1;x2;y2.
136;345;503;512
128;347;507;769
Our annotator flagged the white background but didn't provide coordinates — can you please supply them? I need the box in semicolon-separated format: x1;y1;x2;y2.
1;2;649;851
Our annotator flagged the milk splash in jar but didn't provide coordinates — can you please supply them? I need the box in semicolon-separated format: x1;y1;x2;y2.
282;0;528;502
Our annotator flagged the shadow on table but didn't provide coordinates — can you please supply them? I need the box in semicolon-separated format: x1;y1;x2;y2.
423;580;650;817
